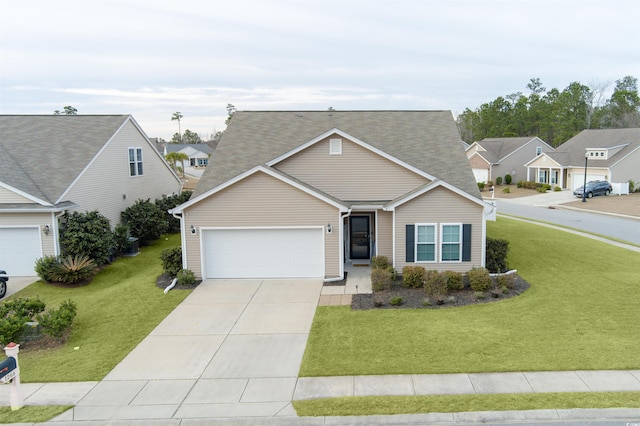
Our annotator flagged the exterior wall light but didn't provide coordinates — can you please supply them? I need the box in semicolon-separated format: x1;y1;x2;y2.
43;224;50;236
327;224;332;234
190;224;196;234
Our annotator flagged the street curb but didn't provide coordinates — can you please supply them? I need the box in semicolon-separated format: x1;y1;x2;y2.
553;204;640;221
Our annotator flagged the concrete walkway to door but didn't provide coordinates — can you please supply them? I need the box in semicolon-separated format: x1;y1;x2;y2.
54;278;324;422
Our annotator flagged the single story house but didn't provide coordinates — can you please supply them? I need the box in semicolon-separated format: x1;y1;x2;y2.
525;128;640;190
171;111;495;281
0;115;183;275
466;136;554;184
162;143;214;168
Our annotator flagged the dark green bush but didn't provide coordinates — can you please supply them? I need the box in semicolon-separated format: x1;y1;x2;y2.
34;255;60;282
50;255;98;284
444;270;464;291
155;191;192;234
495;176;503;185
424;270;447;299
371;268;392;292
485;237;510;273
389;297;403;306
468;267;492;291
59;211;115;265
113;225;131;256
371;255;390;270
505;174;512;185
402;266;426;288
121;199;168;246
477;182;485;191
37;300;77;343
176;269;195;285
161;247;183;277
0;297;46;346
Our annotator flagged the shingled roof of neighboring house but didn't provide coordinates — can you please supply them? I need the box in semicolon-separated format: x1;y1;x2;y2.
0;115;131;205
552;128;640;167
473;136;545;164
193;110;480;199
164;143;214;154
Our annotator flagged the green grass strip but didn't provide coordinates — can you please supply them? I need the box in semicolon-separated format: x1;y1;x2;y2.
0;406;71;424
300;217;640;376
12;234;191;382
293;392;640;417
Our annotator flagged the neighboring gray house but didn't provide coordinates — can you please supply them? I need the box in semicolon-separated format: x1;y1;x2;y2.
162;143;214;168
171;111;494;281
526;128;640;190
466;136;554;184
0;115;183;275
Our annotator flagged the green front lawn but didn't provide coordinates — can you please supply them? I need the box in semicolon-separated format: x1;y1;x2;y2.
300;217;639;376
12;234;191;382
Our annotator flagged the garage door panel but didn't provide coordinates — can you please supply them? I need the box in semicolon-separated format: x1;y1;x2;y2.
0;228;42;276
203;228;323;279
572;174;606;190
472;168;488;183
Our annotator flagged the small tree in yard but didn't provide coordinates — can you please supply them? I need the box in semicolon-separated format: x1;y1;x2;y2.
155;191;192;234
485;237;510;273
121;199;168;246
60;211;115;265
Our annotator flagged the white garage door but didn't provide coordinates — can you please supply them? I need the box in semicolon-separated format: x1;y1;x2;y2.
203;228;324;279
472;168;488;183
0;228;42;276
572;174;606;190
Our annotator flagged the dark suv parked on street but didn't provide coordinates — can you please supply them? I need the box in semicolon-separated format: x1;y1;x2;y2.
573;180;612;198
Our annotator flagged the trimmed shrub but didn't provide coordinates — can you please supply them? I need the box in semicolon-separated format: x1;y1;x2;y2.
59;211;115;265
444;270;464;291
161;247;183;277
517;180;524;188
34;255;60;282
121;199;168;246
629;179;636;193
485;237;509;273
389;297;403;306
474;291;485;300
402;266;426;288
50;255;98;284
424;270;447;299
467;267;492;291
477;182;485;191
0;297;46;345
371;255;390;270
37;300;77;343
554;186;562;192
495;176;503;186
496;273;516;290
371;268;392;292
176;269;195;285
155;191;192;234
505;174;512;185
502;187;510;194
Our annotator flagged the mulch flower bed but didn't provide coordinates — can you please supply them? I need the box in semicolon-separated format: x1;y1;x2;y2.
351;274;530;310
156;273;201;290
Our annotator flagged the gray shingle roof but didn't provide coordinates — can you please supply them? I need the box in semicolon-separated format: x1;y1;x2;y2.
476;136;541;164
165;143;213;155
194;110;480;199
553;128;640;167
0;115;130;204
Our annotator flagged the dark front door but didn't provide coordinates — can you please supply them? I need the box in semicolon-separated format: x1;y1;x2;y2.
350;216;370;260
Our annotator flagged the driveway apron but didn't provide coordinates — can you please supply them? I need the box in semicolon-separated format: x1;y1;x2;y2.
73;278;323;421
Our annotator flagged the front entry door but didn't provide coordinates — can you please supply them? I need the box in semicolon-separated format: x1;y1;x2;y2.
350;216;370;260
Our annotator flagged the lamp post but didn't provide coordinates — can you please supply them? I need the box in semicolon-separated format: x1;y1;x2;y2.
582;151;589;202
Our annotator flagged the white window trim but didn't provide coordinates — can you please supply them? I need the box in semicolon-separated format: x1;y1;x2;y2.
329;138;342;155
440;223;462;263
415;223;436;263
128;147;144;177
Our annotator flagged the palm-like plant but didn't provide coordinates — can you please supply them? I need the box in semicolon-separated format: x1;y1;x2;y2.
164;152;189;177
50;255;98;284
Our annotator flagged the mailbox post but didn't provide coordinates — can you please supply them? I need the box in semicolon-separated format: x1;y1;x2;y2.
2;343;23;411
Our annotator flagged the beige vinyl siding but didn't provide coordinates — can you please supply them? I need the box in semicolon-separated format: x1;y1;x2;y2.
611;149;640;184
469;154;489;168
184;171;341;279
63;120;182;227
0;212;57;257
276;136;428;201
376;210;393;259
395;186;483;273
0;186;33;203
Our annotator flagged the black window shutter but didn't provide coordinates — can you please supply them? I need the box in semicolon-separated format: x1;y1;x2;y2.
462;224;472;262
406;224;415;262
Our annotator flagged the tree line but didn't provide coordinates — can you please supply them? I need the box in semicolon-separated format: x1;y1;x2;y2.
456;76;640;146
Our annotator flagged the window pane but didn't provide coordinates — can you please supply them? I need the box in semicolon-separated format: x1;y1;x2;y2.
128;148;134;162
442;225;459;243
442;244;460;261
417;244;435;261
137;163;143;175
417;225;434;243
136;148;142;161
130;163;136;176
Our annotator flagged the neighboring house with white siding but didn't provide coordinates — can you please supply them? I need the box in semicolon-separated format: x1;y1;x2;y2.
525;128;640;191
0;115;183;275
171;110;494;281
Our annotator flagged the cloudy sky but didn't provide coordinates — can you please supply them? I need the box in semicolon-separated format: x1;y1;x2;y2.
1;0;638;140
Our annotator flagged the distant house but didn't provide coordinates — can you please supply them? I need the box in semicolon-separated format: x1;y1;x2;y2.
526;128;640;190
466;137;554;184
162;143;213;168
0;115;183;275
171;111;494;281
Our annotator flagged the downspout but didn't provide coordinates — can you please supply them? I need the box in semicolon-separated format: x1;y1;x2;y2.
324;209;351;283
52;210;66;256
169;210;188;289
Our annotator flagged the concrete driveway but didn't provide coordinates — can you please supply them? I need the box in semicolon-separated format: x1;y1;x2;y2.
67;278;323;421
